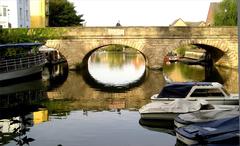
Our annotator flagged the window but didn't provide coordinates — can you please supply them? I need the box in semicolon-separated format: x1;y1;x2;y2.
190;88;224;97
190;89;208;97
26;10;28;21
207;89;224;97
3;8;6;16
20;8;22;20
0;6;7;17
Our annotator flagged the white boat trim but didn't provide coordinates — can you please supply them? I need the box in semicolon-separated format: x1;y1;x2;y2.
176;132;198;145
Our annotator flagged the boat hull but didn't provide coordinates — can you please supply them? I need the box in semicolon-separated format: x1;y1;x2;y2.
174;108;240;128
176;132;198;145
0;64;44;82
140;113;183;120
151;95;239;105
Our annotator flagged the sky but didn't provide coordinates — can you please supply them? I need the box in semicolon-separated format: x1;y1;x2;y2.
68;0;222;26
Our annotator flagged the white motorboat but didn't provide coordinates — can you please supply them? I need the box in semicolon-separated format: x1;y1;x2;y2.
150;82;238;105
0;43;46;82
139;99;238;120
174;107;239;128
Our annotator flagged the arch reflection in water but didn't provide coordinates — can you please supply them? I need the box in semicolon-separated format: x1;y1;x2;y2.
163;62;223;83
88;49;146;87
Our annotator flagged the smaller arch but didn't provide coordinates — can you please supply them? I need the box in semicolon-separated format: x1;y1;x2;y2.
165;39;232;66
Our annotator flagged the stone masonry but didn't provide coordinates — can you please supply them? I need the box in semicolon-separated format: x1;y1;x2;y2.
45;26;238;70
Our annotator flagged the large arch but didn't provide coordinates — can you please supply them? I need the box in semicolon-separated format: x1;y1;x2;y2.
82;44;148;68
45;39;150;70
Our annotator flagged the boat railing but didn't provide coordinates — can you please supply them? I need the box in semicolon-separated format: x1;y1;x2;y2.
0;53;46;73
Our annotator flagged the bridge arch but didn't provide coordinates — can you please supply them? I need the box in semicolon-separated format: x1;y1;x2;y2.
82;43;148;68
165;39;234;67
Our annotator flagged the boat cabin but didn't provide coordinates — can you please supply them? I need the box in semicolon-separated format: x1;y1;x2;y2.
151;82;238;105
0;43;46;81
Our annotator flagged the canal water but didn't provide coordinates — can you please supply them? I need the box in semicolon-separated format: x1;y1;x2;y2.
0;49;238;146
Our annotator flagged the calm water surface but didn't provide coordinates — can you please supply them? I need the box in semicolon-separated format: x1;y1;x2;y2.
0;50;238;146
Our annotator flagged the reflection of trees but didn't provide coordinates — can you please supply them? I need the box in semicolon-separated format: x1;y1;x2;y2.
163;63;205;82
179;63;205;81
0;107;48;145
163;63;237;93
89;45;145;69
90;52;145;69
1;115;34;146
10;115;35;146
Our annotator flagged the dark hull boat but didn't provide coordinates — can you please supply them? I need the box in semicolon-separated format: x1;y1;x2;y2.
175;116;240;145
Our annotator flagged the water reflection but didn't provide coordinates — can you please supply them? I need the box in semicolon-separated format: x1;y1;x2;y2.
42;62;68;90
163;63;238;93
88;50;146;87
0;60;238;146
0;63;67;145
0;108;48;145
139;118;175;136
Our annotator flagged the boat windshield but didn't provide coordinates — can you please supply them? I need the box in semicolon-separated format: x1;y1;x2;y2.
157;84;193;98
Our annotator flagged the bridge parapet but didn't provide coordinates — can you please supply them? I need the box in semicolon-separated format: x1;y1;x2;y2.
61;27;237;39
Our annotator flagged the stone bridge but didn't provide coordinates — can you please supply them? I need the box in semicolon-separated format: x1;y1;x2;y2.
45;27;238;70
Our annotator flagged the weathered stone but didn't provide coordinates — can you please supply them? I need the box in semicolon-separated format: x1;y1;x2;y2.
45;27;238;69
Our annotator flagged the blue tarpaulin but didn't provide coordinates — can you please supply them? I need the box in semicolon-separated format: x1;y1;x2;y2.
176;116;240;144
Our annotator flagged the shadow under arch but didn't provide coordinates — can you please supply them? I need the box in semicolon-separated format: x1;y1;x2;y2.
192;44;225;64
166;41;226;66
80;44;148;92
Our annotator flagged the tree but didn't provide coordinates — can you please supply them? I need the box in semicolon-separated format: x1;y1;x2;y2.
214;0;237;26
49;0;85;27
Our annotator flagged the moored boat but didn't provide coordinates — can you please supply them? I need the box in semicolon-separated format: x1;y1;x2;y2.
174;107;239;128
175;116;240;145
139;99;238;120
0;43;46;82
150;82;238;105
39;45;66;65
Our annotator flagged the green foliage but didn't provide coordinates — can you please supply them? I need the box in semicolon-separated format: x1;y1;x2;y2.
176;46;186;57
49;0;85;27
102;44;136;52
41;99;72;115
214;0;237;26
0;28;65;44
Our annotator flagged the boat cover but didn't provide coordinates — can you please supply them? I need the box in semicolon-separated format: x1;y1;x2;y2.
157;82;212;98
0;43;43;50
175;116;240;144
140;99;207;113
175;108;240;125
